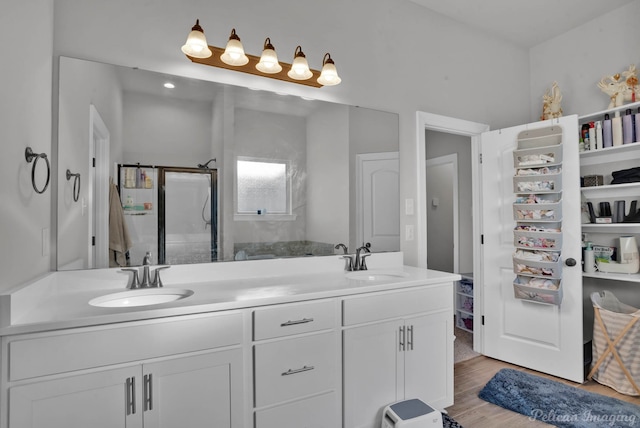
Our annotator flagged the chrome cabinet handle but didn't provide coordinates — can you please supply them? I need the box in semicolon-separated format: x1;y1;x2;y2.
280;317;314;327
126;377;136;415
281;365;315;376
399;326;405;351
407;325;414;351
144;374;153;411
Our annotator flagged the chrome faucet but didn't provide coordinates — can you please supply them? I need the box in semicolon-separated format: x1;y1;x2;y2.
121;252;171;288
335;243;348;254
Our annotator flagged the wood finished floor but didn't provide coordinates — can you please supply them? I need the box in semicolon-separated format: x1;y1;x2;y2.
445;355;640;427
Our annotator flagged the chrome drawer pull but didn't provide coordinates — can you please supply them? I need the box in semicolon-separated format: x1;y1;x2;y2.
126;377;136;415
280;317;314;327
281;365;315;376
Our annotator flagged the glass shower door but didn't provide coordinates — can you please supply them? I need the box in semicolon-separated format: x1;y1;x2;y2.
158;168;218;265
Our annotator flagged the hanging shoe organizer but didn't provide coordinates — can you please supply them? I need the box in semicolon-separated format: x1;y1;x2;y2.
511;126;564;305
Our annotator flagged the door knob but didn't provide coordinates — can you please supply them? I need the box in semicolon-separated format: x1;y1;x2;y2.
565;258;577;267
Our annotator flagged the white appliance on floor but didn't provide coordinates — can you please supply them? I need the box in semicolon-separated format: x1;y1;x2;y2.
381;398;443;428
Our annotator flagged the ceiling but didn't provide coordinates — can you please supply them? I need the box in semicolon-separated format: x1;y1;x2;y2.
408;0;637;48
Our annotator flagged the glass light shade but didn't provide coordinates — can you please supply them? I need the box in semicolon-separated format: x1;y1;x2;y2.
220;29;249;66
180;20;212;59
287;46;313;80
256;38;282;74
317;54;341;86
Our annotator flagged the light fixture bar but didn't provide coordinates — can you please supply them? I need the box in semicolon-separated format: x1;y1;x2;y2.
185;46;323;88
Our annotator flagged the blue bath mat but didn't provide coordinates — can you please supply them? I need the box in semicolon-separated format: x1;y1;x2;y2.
479;368;640;427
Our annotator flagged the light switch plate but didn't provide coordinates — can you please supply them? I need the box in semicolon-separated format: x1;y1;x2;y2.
405;198;414;215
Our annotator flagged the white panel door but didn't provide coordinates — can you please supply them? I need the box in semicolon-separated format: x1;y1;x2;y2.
357;152;400;251
480;115;584;383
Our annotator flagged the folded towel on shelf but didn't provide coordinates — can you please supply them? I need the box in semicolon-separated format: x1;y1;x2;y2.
611;166;640;184
109;179;132;267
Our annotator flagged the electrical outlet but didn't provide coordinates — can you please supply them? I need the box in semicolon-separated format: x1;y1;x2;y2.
405;225;414;241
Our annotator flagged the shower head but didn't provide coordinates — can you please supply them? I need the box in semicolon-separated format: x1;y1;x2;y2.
197;158;216;169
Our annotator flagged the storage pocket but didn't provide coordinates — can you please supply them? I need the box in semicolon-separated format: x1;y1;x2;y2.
513;252;562;279
513;201;562;221
513;173;562;193
513;229;562;250
513;144;562;168
513;275;563;305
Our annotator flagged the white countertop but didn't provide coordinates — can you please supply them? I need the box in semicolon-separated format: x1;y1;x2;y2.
0;253;461;336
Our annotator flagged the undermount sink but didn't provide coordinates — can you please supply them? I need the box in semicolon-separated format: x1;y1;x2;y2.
345;270;410;281
89;288;194;308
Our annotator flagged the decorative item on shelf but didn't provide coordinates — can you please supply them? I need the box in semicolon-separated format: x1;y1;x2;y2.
181;19;341;88
596;236;639;274
597;64;638;109
582;174;604;187
540;81;563;121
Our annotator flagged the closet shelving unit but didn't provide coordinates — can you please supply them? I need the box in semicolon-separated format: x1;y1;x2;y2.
579;100;640;283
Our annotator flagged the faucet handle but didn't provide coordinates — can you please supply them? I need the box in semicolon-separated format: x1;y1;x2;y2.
341;255;354;271
152;266;171;287
360;254;371;271
121;268;140;289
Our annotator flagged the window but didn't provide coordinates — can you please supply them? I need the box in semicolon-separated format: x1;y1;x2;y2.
236;157;291;217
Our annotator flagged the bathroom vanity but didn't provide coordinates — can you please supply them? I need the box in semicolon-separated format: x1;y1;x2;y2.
0;253;459;428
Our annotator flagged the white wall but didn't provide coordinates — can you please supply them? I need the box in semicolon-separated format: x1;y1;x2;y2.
52;0;532;267
0;1;53;292
57;57;124;269
306;104;349;246
529;1;640;119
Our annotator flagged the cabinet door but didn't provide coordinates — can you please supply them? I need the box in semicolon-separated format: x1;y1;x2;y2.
9;366;141;428
142;349;243;428
404;311;453;409
343;319;403;428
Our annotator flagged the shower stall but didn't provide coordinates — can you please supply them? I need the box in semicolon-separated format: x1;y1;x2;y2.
118;164;218;266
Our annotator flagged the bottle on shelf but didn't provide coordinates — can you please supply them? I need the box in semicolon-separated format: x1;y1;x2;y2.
602;114;613;148
612;111;623;146
623;108;635;144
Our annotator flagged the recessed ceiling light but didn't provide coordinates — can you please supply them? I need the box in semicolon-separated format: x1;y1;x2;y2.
164;82;175;89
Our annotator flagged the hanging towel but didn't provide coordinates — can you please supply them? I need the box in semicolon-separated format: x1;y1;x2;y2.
109;179;132;267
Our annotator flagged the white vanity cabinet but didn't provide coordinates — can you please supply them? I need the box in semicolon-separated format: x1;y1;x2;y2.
342;284;454;428
2;312;245;428
252;299;341;428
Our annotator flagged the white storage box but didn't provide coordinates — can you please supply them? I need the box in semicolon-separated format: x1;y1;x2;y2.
381;399;442;428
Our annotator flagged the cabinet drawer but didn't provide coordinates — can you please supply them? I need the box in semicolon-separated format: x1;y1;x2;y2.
253;299;335;340
342;285;451;326
255;391;338;428
254;332;336;407
8;312;243;381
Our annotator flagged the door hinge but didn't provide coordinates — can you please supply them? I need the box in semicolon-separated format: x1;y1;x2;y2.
92;157;96;167
92;236;96;246
482;316;485;325
479;153;483;164
481;234;484;244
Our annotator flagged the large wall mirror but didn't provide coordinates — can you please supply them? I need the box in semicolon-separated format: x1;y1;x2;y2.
57;56;400;270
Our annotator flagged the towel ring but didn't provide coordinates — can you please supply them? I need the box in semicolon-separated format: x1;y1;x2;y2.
25;147;50;194
66;169;81;202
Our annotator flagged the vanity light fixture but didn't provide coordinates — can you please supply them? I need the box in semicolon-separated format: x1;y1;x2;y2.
181;20;341;88
163;82;175;89
220;29;249;66
180;19;213;59
256;38;282;74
